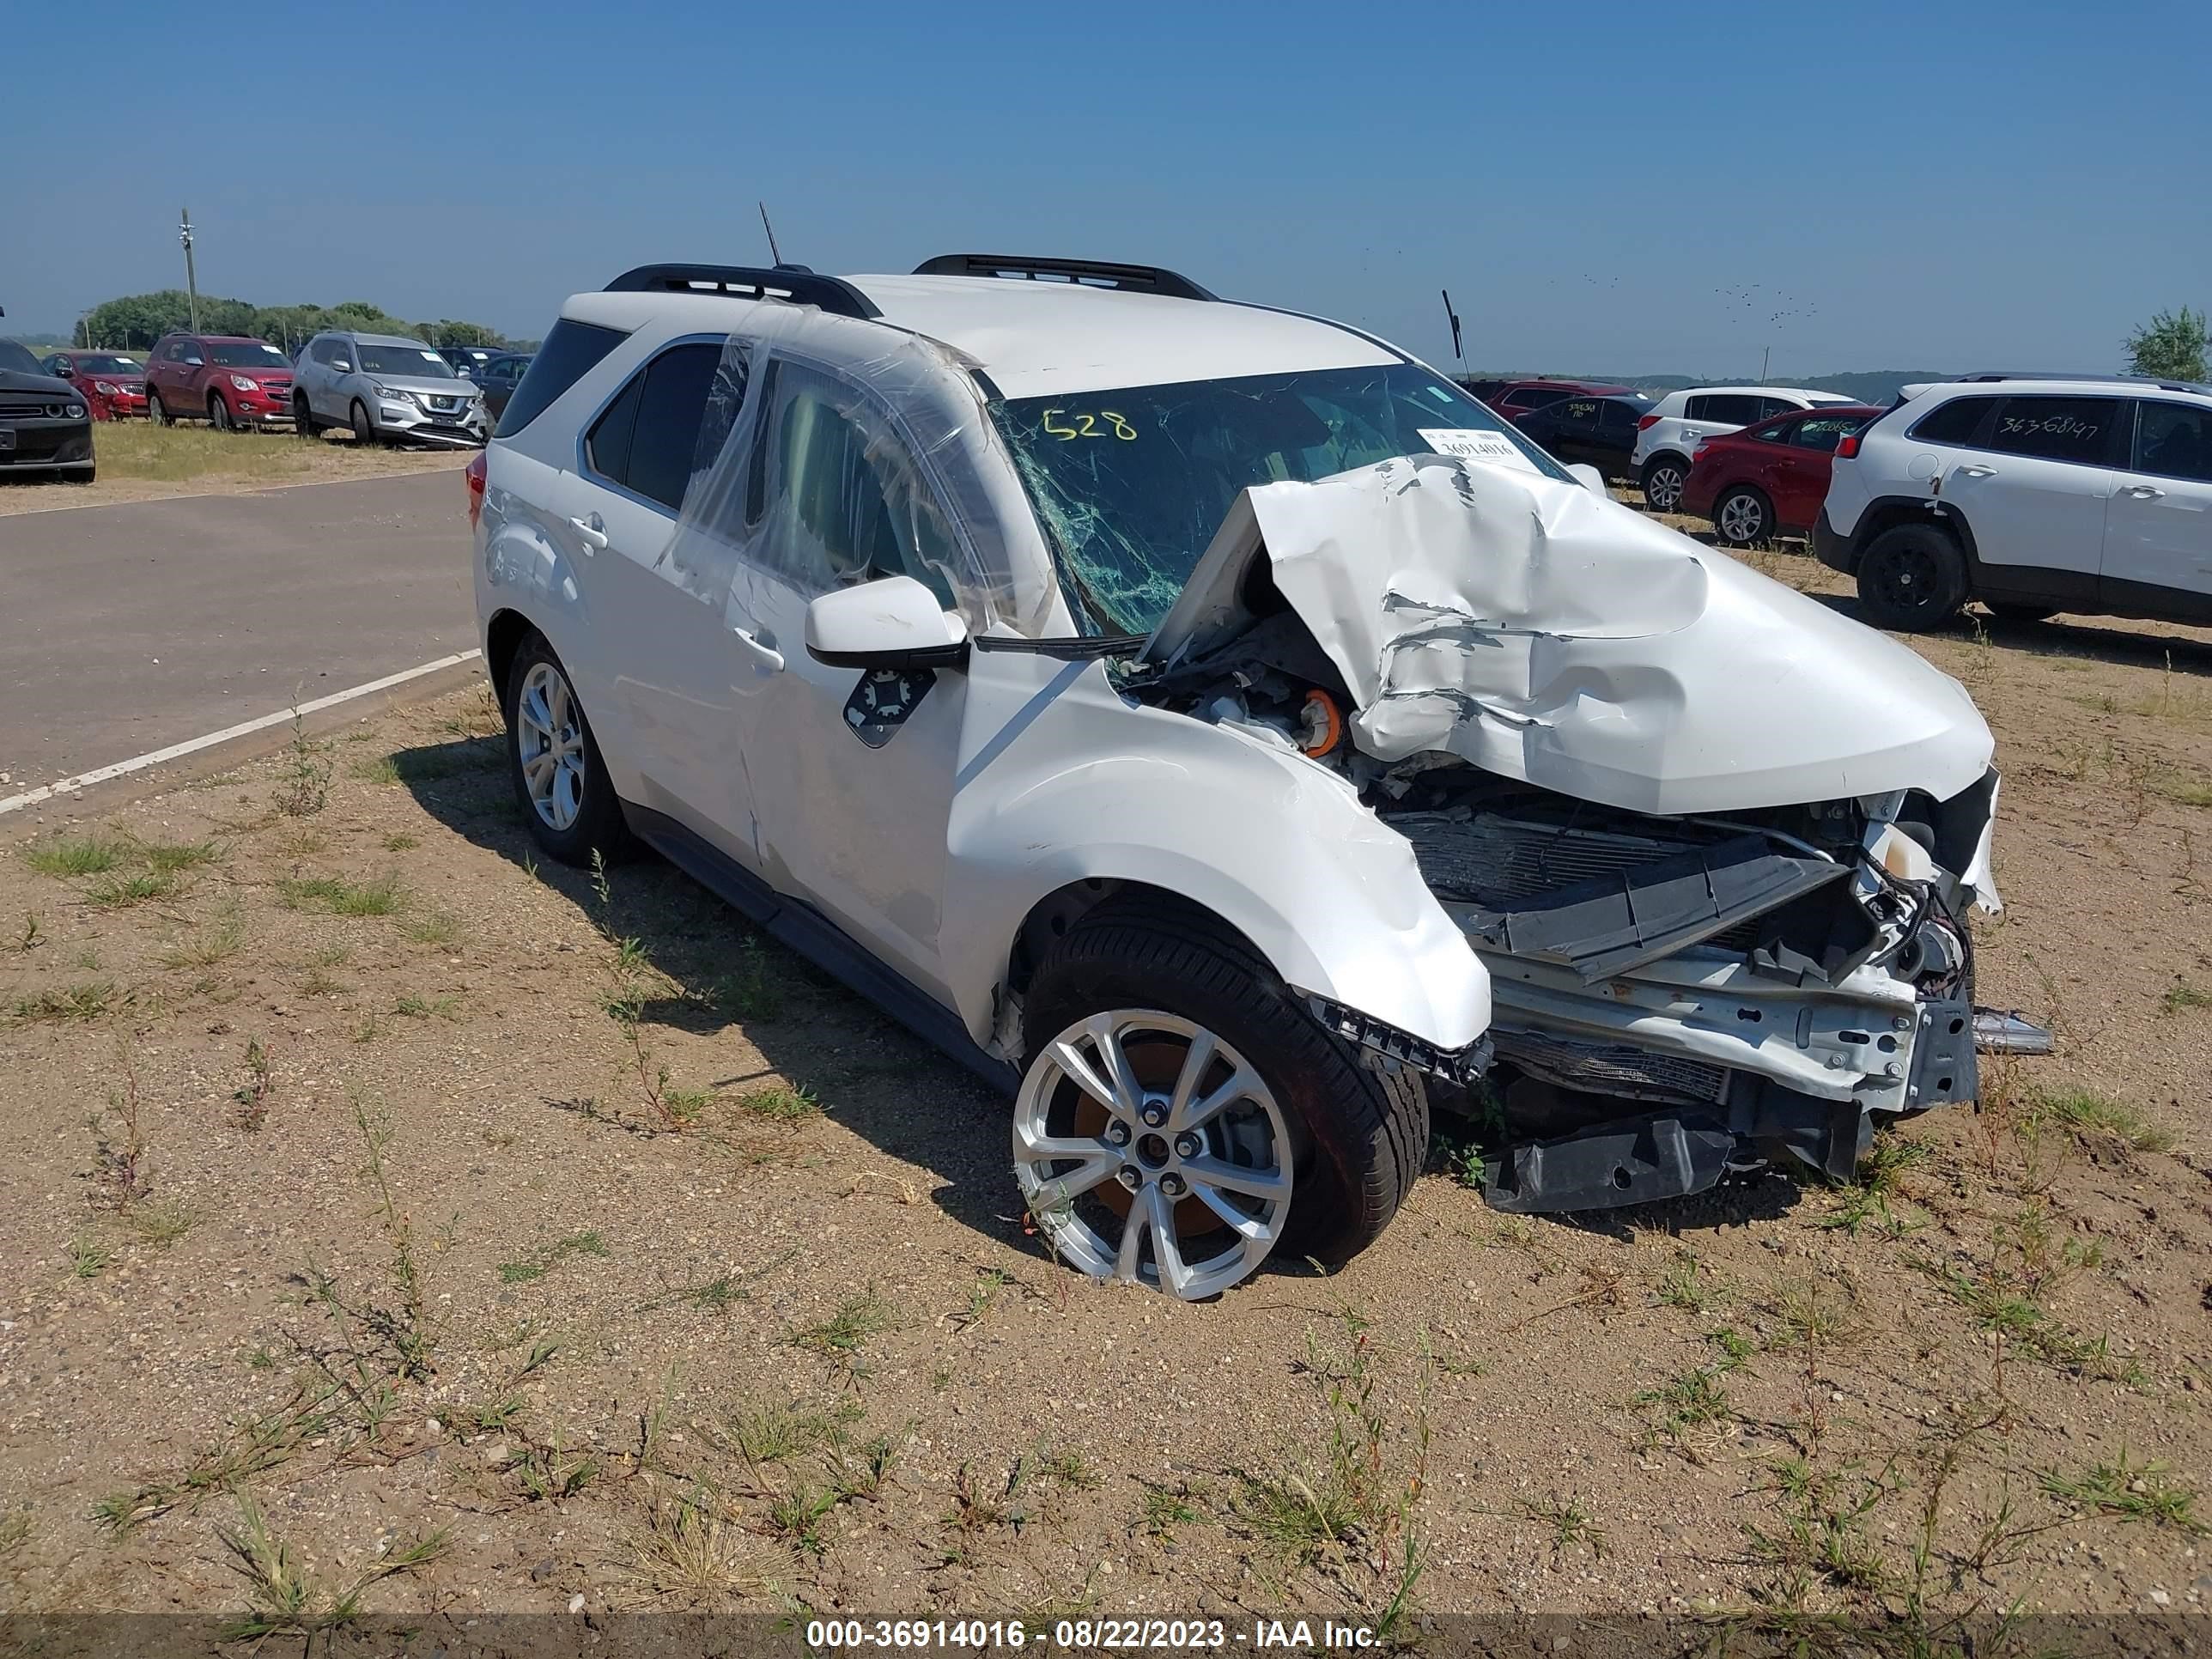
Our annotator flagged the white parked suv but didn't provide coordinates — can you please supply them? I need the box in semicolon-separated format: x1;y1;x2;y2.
1817;375;2212;631
1632;386;1859;512
472;255;2022;1299
293;330;489;447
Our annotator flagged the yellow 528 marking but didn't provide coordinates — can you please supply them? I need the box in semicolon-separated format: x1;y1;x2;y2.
1042;408;1137;441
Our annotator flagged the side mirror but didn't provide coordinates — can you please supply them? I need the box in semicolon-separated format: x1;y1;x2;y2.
184;356;204;367
1565;462;1609;498
332;360;352;373
52;362;74;377
805;575;969;669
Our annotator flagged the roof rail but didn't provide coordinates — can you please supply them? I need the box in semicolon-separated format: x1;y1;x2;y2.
603;264;881;320
912;253;1218;302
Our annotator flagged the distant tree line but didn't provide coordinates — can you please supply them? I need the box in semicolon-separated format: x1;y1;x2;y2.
75;291;533;354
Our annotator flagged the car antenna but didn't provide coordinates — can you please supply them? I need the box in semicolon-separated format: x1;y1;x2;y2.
1440;288;1463;367
759;202;785;268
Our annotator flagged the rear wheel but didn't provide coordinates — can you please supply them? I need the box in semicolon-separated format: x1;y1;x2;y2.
501;634;630;866
1641;453;1689;513
1714;486;1774;546
1015;899;1429;1299
148;390;170;426
1856;523;1969;631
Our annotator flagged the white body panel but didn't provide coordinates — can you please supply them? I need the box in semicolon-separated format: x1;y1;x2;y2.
1632;386;1856;471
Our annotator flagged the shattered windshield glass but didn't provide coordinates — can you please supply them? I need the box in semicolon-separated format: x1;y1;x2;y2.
993;364;1570;636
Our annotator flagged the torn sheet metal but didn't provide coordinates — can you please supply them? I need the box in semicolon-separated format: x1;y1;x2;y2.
1146;453;1996;817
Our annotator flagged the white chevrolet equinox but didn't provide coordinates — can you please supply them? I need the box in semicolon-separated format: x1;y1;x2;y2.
471;254;2024;1300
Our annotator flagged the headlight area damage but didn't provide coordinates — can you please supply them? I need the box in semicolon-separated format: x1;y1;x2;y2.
1129;453;2049;1213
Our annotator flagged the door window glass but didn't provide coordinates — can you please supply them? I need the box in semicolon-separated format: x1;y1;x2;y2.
580;343;722;513
1696;393;1765;425
740;359;958;606
495;319;629;438
1986;397;2118;465
2131;402;2212;483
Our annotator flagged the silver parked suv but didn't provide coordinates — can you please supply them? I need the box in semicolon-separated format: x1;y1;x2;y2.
292;330;489;447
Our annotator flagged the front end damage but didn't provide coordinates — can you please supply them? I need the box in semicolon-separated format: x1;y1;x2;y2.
1129;453;2044;1212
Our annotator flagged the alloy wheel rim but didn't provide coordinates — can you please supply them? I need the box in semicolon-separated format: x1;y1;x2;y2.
515;661;586;831
1649;466;1682;509
1721;494;1764;541
1013;1010;1291;1300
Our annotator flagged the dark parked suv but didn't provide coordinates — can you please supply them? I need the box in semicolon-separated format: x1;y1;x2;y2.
0;339;94;482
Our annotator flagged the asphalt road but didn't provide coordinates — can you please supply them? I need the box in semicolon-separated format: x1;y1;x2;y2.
0;470;479;785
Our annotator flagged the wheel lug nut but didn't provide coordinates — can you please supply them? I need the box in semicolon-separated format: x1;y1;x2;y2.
1116;1166;1142;1191
1105;1121;1131;1147
1173;1133;1200;1159
1160;1173;1187;1198
1140;1104;1167;1127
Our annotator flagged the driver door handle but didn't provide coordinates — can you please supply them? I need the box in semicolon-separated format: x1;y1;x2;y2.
1955;464;1997;478
2121;483;2167;500
568;512;608;552
732;624;784;673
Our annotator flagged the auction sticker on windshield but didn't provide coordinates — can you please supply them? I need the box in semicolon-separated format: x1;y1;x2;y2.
1418;428;1537;471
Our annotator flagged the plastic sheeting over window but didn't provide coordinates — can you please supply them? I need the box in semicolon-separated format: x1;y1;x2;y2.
992;364;1567;637
662;304;1060;635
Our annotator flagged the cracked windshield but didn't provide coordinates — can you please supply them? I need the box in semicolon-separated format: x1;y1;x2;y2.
994;363;1565;635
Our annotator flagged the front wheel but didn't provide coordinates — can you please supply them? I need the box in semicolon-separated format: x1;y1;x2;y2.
1640;453;1689;514
1015;900;1429;1299
1856;523;1970;631
349;398;380;446
1714;486;1774;547
210;393;234;432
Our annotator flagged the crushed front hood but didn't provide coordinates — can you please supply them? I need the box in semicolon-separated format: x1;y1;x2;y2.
1145;453;1995;816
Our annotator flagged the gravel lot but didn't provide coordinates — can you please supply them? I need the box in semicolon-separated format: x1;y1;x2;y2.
1;545;2209;1650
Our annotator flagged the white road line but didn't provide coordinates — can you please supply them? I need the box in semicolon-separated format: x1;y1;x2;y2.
0;650;483;817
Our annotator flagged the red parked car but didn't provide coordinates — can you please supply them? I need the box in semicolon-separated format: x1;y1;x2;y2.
143;333;296;431
40;349;149;419
1680;404;1882;546
1486;378;1644;416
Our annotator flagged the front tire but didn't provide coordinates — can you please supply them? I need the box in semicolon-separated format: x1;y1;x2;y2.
1856;523;1969;631
1714;485;1774;547
210;393;234;432
501;635;629;866
1016;898;1429;1298
349;398;380;446
1640;453;1689;514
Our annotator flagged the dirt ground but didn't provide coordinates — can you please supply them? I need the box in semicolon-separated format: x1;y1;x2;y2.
0;425;464;516
2;545;2209;1654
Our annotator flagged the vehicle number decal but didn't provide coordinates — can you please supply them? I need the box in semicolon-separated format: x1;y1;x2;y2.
1418;427;1538;471
1042;409;1138;441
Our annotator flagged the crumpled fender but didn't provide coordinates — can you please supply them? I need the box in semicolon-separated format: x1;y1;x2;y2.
933;652;1491;1056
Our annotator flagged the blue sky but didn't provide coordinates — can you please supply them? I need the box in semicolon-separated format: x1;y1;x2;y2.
3;0;2204;377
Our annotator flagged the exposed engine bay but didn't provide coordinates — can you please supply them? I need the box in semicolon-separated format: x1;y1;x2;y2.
1116;453;2045;1212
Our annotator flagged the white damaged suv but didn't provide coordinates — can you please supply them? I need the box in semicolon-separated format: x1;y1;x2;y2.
473;255;2022;1299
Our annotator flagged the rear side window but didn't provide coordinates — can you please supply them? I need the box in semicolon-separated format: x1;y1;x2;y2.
1690;393;1764;425
1986;397;2119;465
495;319;627;438
1792;415;1867;453
1907;396;1999;446
2130;401;2212;483
584;342;724;512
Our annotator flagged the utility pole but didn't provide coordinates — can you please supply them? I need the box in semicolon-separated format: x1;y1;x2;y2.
1759;344;1771;384
179;208;200;333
